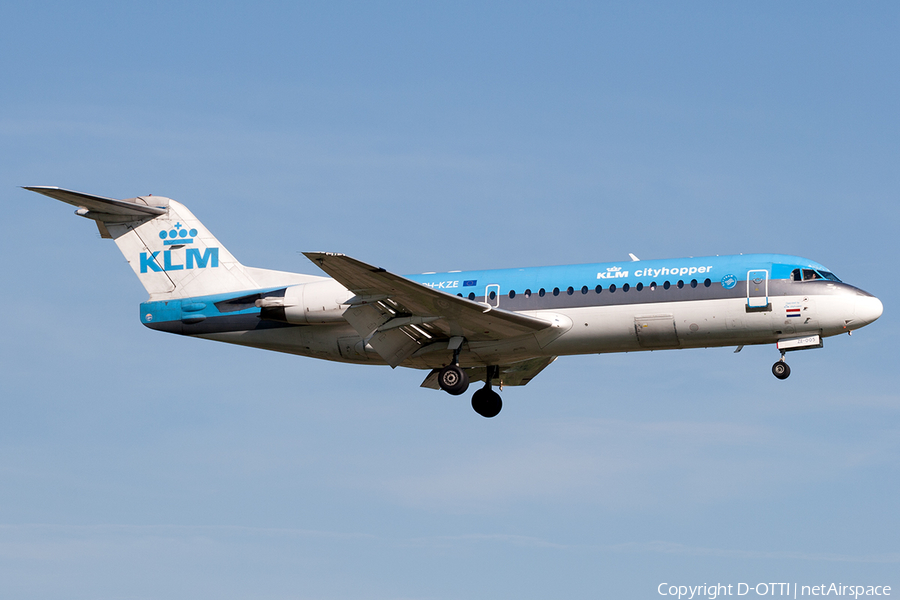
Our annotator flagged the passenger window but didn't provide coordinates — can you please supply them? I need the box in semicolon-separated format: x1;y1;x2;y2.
595;285;602;293
581;285;589;294
704;278;711;287
690;279;698;288
457;293;463;297
636;282;643;291
468;292;475;300
489;290;496;300
524;289;531;298
609;284;617;293
567;286;574;295
622;283;630;292
650;282;657;290
663;281;670;290
552;287;560;296
677;280;684;289
509;290;516;299
539;288;546;297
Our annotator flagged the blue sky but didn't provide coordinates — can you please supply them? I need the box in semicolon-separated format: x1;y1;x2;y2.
1;2;898;599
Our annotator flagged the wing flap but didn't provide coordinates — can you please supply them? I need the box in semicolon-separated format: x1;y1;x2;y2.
369;329;422;368
341;302;391;338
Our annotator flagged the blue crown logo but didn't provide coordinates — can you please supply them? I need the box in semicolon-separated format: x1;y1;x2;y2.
159;222;198;246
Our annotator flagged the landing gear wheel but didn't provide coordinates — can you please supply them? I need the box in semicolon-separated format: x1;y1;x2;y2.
471;388;502;418
438;365;469;395
772;361;791;380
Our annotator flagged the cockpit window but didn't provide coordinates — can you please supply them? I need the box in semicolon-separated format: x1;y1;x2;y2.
802;269;822;281
792;267;841;283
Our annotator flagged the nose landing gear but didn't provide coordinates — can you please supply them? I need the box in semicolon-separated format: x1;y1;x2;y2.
772;352;791;380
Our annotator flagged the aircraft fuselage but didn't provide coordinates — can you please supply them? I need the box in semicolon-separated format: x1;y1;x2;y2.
140;253;882;370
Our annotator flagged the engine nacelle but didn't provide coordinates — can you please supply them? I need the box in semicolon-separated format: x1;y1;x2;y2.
256;280;352;324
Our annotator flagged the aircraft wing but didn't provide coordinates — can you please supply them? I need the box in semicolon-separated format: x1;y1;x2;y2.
303;252;553;367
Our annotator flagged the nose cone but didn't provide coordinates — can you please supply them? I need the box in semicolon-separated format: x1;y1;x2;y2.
855;295;884;325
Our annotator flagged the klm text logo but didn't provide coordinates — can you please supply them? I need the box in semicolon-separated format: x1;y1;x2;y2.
597;266;629;280
140;248;219;273
140;223;219;273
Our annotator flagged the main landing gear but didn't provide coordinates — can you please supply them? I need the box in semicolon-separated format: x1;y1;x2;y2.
437;364;469;395
471;366;502;419
772;352;791;380
437;343;470;396
436;353;502;418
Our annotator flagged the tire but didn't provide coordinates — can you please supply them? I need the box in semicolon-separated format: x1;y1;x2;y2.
438;365;469;395
772;361;791;380
471;388;502;418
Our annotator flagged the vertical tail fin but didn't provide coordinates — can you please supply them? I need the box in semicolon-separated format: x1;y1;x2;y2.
27;187;260;300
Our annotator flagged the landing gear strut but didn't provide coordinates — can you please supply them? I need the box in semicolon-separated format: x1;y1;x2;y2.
772;352;791;380
471;366;502;418
438;344;469;395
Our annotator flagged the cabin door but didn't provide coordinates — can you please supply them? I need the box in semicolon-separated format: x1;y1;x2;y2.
746;269;770;310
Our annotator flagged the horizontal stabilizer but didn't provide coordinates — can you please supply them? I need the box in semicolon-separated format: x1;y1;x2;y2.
25;186;166;219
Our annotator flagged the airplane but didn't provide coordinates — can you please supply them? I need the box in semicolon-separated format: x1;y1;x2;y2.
27;186;884;417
